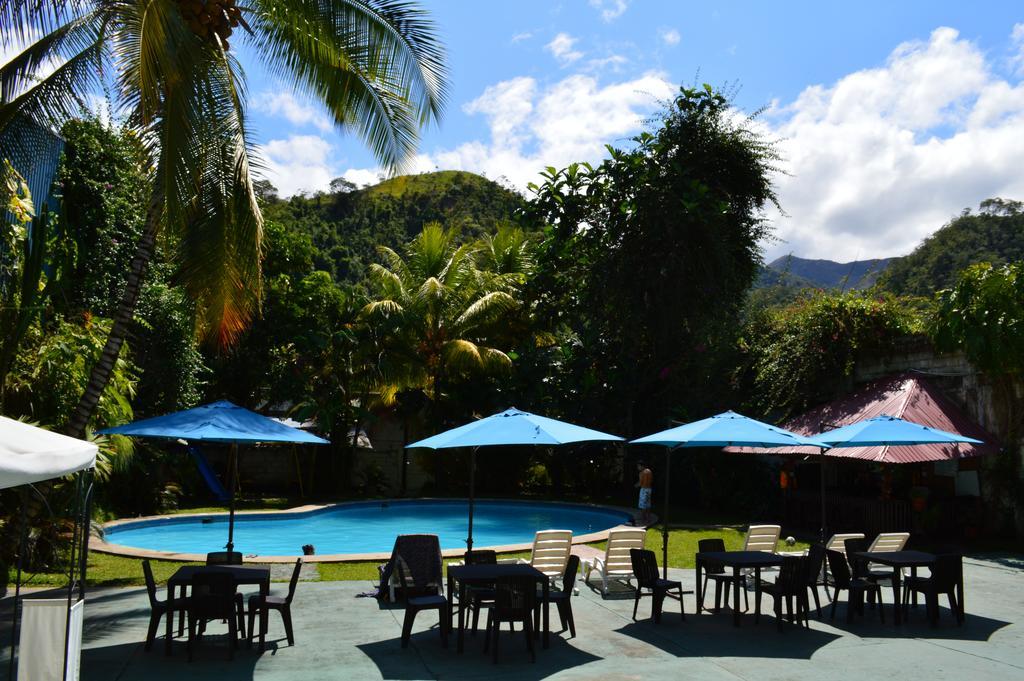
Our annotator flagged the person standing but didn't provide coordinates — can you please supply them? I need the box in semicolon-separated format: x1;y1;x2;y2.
635;461;653;525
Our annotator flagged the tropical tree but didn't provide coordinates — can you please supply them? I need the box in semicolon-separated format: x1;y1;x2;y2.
362;223;520;421
0;0;448;437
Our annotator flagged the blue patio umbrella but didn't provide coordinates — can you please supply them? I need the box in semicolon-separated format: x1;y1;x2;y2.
816;414;984;448
632;411;829;576
101;400;329;552
407;408;624;550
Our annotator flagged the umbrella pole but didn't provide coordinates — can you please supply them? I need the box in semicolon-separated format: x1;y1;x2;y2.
8;486;28;681
819;448;828;544
467;447;477;552
662;447;672;580
227;443;237;553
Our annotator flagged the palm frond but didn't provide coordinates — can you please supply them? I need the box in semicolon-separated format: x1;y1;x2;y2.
245;0;449;170
454;291;518;331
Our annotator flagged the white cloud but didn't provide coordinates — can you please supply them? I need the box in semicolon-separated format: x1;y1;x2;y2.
659;28;681;46
589;0;629;22
254;91;333;132
1012;23;1024;75
414;71;673;190
546;32;583;65
763;26;1024;261
259;135;336;197
511;31;533;44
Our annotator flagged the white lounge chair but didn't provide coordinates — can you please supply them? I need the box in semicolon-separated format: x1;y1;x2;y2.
518;529;573;581
826;533;866;555
868;532;909;553
583;527;646;596
743;525;781;552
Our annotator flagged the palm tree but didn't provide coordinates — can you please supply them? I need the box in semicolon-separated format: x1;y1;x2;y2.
362;223;519;418
0;1;448;437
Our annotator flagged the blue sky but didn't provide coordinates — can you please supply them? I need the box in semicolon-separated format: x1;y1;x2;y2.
244;2;1024;260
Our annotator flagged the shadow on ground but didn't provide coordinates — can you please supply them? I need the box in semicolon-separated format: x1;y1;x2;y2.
357;631;603;681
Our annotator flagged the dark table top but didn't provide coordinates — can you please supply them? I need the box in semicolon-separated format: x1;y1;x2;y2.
697;551;786;568
167;564;271;586
448;563;546;583
854;550;937;567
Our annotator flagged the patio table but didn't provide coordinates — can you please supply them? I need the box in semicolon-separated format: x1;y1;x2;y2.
853;550;963;626
695;551;784;627
446;563;549;653
165;564;271;654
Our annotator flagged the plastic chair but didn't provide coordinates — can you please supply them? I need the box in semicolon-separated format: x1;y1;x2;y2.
535;555;580;637
206;551;243;566
902;554;963;627
484;575;537;664
141;560;188;652
522;530;573;581
804;544;827;618
464;549;497;635
247;558;302;650
583;527;646;596
697;537;748;613
757;555;809;631
743;525;781;552
826;549;883;623
186;572;245;661
630;549;690;623
398;556;449;649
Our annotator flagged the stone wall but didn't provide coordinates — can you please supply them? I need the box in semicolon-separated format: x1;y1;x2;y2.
855;336;1024;535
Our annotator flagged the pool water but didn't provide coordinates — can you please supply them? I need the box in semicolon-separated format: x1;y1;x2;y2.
104;500;631;556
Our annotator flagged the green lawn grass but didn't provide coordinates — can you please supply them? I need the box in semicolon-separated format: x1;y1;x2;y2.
9;527;807;588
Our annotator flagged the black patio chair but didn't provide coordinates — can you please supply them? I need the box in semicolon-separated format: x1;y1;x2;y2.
464;549;498;635
757;555;809;631
697;537;748;613
844;536;893;604
630;548;690;623
803;544;827;618
206;551;243;566
902;554;964;627
141;559;188;652
379;534;444;602
248;557;302;649
535;554;580;638
186;572;246;661
826;549;883;623
398;556;449;649
484;575;537;664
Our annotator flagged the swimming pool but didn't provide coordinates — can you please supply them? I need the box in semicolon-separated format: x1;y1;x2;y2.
102;500;632;557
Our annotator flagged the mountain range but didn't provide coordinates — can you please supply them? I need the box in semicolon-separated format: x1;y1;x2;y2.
759;255;896;290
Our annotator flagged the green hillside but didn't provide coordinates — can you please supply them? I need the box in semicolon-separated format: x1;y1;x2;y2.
263;171;527;284
881;198;1024;296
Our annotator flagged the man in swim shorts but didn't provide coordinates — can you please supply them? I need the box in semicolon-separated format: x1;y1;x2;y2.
636;461;653;525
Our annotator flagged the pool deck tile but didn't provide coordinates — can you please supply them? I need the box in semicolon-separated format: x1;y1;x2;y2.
2;554;1022;681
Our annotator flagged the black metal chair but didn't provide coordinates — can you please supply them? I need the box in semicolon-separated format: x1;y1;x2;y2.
534;554;579;637
902;554;964;627
186;572;246;661
826;549;883;623
206;551;243;566
803;544;827;618
398;556;449;649
248;557;302;649
463;550;497;635
141;559;188;652
697;537;748;613
484;575;537;664
757;555;809;631
630;549;690;623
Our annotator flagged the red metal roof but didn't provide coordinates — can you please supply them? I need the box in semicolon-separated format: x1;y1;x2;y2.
729;372;1000;463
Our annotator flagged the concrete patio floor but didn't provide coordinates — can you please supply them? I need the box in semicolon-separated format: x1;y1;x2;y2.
3;554;1022;681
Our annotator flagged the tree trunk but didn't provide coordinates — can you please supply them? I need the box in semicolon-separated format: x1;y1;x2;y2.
65;193;162;438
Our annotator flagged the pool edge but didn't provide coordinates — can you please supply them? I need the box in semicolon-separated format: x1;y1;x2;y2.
92;498;650;563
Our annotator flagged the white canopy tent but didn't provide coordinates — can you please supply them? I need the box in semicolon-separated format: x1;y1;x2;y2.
1;415;97;681
0;416;97;489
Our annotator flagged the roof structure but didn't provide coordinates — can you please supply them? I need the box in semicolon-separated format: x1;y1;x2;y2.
729;373;1000;463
